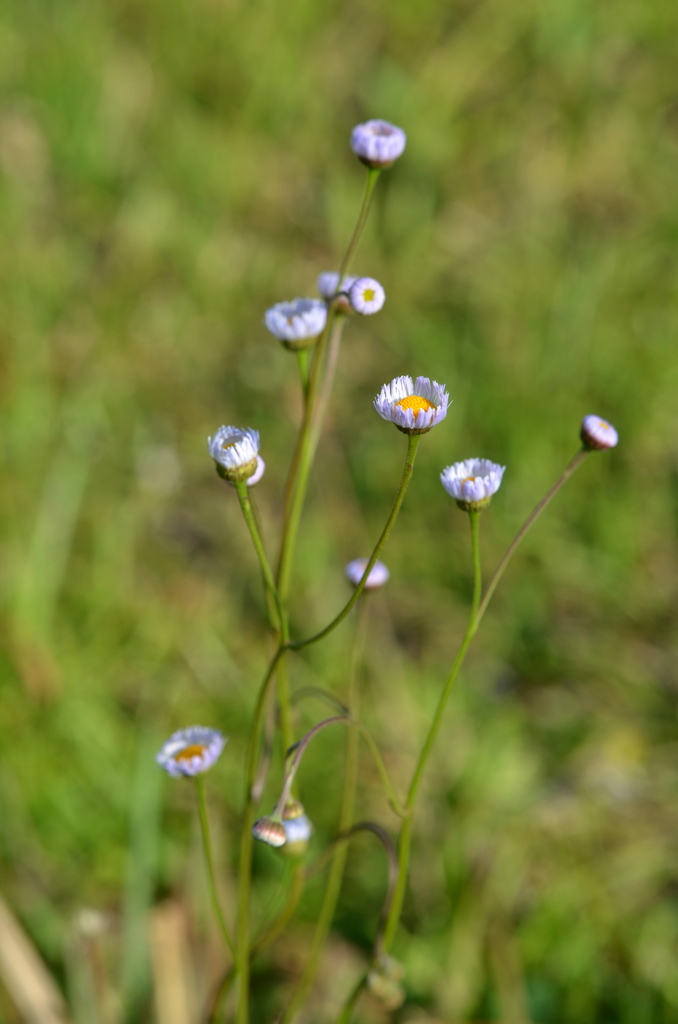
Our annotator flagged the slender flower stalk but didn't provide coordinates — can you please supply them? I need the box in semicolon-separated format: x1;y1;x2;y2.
474;449;589;630
276;167;381;604
234;481;293;752
195;776;234;956
273;716;405;821
235;644;286;1024
280;601;370;1022
382;449;591;953
289;434;420;651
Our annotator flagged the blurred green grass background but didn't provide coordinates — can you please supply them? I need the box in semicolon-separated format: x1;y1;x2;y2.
1;0;678;1020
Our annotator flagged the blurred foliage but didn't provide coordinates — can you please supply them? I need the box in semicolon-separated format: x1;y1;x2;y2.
1;0;678;1020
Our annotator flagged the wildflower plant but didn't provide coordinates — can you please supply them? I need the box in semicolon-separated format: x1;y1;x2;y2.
158;120;619;1023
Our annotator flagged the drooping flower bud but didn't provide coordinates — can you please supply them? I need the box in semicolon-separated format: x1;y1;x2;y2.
252;816;287;848
367;955;406;1010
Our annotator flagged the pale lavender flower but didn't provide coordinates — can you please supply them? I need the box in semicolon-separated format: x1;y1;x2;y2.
345;558;390;590
374;375;450;435
264;298;327;349
283;813;313;846
440;459;506;511
208;426;260;482
317;271;358;301
156;726;226;778
349;277;385;315
351;120;407;168
580;415;619;451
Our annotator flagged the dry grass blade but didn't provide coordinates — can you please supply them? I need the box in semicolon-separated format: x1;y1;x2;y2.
0;895;71;1024
149;901;195;1024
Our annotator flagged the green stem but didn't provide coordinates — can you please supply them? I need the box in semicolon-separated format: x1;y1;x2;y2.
195;776;234;957
474;448;589;630
275;715;405;820
280;603;369;1023
252;864;306;956
276;167;381;604
235;480;293;753
289;434;421;652
383;449;591;951
334;974;368;1024
235;480;287;641
336;167;381;283
383;510;482;951
235;645;285;1024
296;347;310;397
310;316;347;455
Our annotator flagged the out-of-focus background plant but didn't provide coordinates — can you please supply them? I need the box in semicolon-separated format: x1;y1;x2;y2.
1;0;678;1021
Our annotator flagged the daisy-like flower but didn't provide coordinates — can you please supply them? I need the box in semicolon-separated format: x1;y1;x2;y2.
345;558;390;590
580;414;619;451
351;120;407;168
374;375;450;435
349;277;385;316
317;271;358;301
252;816;287;848
156;726;226;779
264;298;327;350
440;458;506;512
208;426;260;483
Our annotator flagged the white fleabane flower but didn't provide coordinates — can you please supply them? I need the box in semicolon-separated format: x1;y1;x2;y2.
374;375;449;435
440;458;506;512
208;426;260;482
345;558;390;590
351;120;407;168
349;277;385;315
580;415;619;451
264;298;327;350
317;272;358;301
156;726;226;778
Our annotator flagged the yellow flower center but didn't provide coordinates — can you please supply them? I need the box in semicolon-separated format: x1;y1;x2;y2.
395;395;435;418
461;476;477;486
221;440;237;449
363;288;375;302
599;420;611;430
174;744;207;762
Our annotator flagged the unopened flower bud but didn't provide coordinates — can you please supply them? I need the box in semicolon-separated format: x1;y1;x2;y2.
208;426;260;483
282;798;305;820
351;120;406;169
440;458;505;512
317;272;358;314
282;812;314;856
580;414;619;451
367;955;406;1010
349;277;385;316
252;816;287;848
264;298;327;350
344;558;390;590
